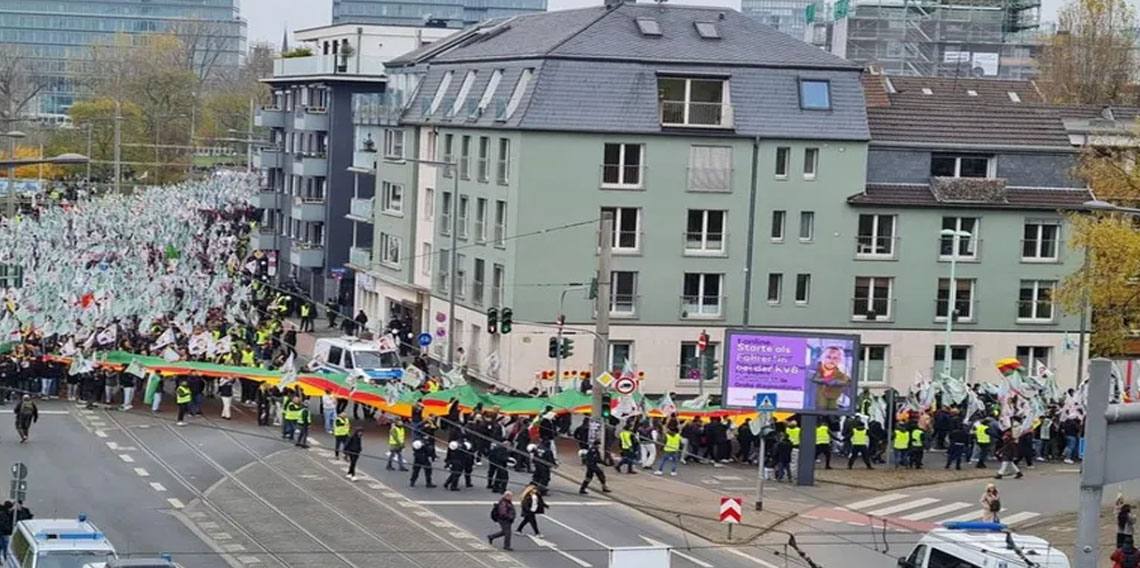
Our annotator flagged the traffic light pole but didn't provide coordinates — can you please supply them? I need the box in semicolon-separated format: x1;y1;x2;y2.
554;322;564;393
589;212;613;445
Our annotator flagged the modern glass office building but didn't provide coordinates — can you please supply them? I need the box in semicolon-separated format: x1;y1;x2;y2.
332;0;546;28
0;0;247;115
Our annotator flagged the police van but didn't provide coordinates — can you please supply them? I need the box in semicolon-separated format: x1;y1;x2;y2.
899;523;1070;568
6;515;117;568
312;336;403;383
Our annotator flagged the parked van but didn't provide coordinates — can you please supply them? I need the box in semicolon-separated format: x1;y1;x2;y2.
312;336;403;382
900;523;1070;568
6;515;117;568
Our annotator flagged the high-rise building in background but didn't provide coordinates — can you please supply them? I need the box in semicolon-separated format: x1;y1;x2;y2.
332;0;547;28
741;0;818;40
0;0;247;116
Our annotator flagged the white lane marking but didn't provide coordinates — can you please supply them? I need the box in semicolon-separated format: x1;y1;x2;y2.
167;498;185;509
640;536;713;568
1001;512;1041;526
415;500;613;507
945;509;986;522
107;442;119;450
846;493;910;511
149;482;167;492
544;516;610;548
1057;468;1081;473
0;410;70;415
118;454;135;463
430;520;452;528
867;497;940;517
727;548;780;568
714;475;744;481
901;502;972;521
94;430;108;438
134;468;150;477
529;534;592;567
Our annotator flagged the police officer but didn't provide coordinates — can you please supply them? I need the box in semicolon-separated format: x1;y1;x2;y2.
282;395;301;441
615;424;639;474
815;421;832;470
487;441;510;493
443;441;464;491
910;424;925;469
333;412;351;460
530;444;555;496
295;402;312;448
461;438;476;488
410;438;437;488
299;301;314;332
578;440;611;495
175;380;192;426
325;298;338;329
847;419;873;470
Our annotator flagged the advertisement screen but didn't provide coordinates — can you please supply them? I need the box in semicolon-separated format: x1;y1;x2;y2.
721;330;860;414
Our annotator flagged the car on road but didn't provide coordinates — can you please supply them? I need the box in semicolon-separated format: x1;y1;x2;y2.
899;523;1070;568
5;515;117;568
312;336;403;383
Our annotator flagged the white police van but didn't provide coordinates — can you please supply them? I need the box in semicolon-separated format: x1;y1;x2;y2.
6;515;117;568
899;522;1070;568
312;336;403;383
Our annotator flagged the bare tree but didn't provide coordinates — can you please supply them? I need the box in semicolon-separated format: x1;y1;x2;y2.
0;44;50;119
167;20;240;88
1038;0;1139;105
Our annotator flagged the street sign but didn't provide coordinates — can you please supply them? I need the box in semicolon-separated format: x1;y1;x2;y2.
11;462;27;480
697;332;709;353
614;376;637;395
329;268;347;280
755;392;778;412
596;371;616;388
416;332;432;347
719;497;742;524
9;479;27;501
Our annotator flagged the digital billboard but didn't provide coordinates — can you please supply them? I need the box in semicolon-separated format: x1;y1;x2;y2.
721;330;860;414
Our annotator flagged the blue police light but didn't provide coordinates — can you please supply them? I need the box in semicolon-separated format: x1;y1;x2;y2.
78;513;87;522
942;521;1007;532
162;553;173;562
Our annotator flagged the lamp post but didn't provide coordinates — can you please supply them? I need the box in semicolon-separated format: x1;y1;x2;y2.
939;228;972;377
2;130;27;218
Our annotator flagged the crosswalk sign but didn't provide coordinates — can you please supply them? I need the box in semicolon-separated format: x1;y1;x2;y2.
755;392;778;412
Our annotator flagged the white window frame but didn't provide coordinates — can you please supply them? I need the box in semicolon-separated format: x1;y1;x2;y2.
423;188;435;221
492;264;505;308
497;138;510;185
682;273;723;318
935;278;975;322
860;345;888;385
934;345;972;380
1016;346;1052;371
455;253;467;298
610;271;638;317
379;233;401;267
473;258;486;306
804;147;819;180
687;145;732;192
381;181;404;215
856;214;896;258
771;210;786;242
477;69;503;114
799;211;814;242
1022;220;1060;262
775;147;790;178
602;143;644;189
684;209;726;255
383;129;405;159
429;70;453;116
795;273;811;304
457;196;469;239
852;276;893;321
609;341;634;372
459;135;471;179
602;206;640;253
931;153;995;178
678;341;720;381
440;191;452;235
493;200;507;248
477;136;490;182
940;217;979;260
503;68;532;120
1018;280;1056;322
451;70;477;117
421;242;432;275
475;198;488;243
658;77;731;128
767;273;782;304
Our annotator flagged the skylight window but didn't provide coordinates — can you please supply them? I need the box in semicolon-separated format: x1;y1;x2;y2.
967;90;978;97
921;87;933;95
502;68;533;120
450;70;477;117
428;70;453;115
695;22;720;39
636;17;662;36
1008;91;1021;103
799;79;831;110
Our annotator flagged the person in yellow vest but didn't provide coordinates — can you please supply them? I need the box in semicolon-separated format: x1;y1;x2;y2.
333;412;352;459
295;400;312;448
973;419;992;468
893;424;911;468
299;301;314;332
847;419;873;469
910;424;926;469
655;427;683;476
815;421;833;470
282;394;301;441
386;418;408;471
615;424;639;474
785;420;801;474
240;345;256;367
175;380;192;426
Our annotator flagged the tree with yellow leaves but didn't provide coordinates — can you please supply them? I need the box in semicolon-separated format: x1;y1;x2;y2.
0;145;65;180
1059;213;1140;356
1037;0;1139;105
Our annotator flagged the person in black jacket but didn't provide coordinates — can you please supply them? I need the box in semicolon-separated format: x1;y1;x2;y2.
487;441;510;493
578;440;611;495
344;429;364;481
410;438;437;488
14;395;37;443
515;485;547;536
530;444;555;496
443;441;465;491
946;421;969;470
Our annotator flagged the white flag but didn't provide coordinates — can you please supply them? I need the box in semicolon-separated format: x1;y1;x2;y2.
212;335;233;356
377;333;398;354
188;332;211;356
658;392;677;415
278;353;298;390
60;339;77;357
125;358;146;378
162;346;181;362
152;328;176;351
681;393;710;410
96;325;117;346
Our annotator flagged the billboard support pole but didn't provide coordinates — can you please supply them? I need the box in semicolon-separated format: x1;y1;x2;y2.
796;414;817;486
755;412;768;511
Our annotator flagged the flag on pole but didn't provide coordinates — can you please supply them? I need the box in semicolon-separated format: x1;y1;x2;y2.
162;346;181;362
143;372;161;405
278;353;298;390
96;325;117;346
152;328;176;351
125;358;146;378
658;392;677;415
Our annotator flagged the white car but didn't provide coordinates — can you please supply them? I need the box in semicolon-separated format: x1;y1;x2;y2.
900;523;1070;568
6;515;116;568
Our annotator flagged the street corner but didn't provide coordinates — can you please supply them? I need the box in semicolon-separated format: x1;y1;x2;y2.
815;463;1004;490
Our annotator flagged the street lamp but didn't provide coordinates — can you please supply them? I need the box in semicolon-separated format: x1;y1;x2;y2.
939;228;971;377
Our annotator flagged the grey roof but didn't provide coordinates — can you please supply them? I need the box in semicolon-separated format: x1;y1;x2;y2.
849;183;1092;210
867;101;1075;148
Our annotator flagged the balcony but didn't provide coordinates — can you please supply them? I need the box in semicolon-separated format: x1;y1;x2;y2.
255;106;286;128
293;107;329;131
256;190;282;210
289;243;325;268
659;101;734;129
347;197;374;222
293;153;328;177
683;231;727;256
249;229;277;251
679;295;725;319
255;148;282;169
290;197;326;222
273;54;387;78
850;298;896;322
349;246;372;268
855;235;899;260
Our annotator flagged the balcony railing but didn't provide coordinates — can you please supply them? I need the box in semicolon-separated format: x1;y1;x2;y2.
440;214;452;235
493;223;505;248
349;246;372;268
348;197;373;221
660;100;734;129
436;271;450;293
288;242;324;268
687;166;733;192
474;221;486;243
1020;239;1060;262
293;107;329;132
600;164;645;189
683;231;726;255
938;236;982;261
610;294;638;317
680;295;725;319
290;197;326;222
855;235;899;259
273;54;387;77
850;297;896;322
255;106;286;128
477;158;489;182
496;160;509;185
933;298;977;323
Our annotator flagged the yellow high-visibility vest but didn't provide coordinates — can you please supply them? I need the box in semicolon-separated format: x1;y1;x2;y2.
893;430;910;450
240;349;255;366
176;385;192;405
388;425;406;446
911;429;924;448
301;304;311;317
787;426;801;447
816;425;831;445
620;430;634;450
975;423;991;444
334;417;350;437
851;428;868;446
663;432;682;453
284;402;302;422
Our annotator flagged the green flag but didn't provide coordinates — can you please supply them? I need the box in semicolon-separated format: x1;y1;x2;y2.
165;243;180;260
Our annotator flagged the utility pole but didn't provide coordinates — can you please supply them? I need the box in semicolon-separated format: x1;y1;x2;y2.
85;123;93;187
247;97;255;173
113;100;122;194
589;211;613;444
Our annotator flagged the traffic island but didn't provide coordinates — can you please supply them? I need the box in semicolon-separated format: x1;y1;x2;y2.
1019;505;1118;566
814;461;1076;490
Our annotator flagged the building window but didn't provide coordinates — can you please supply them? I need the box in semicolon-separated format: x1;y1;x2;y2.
1018;280;1055;321
437;249;450;292
379;233;401;267
383;129;404;158
682;273;723;318
775;147;790;178
1016;346;1052;371
658;77;730;127
611;271;638;316
799;211;814;242
804;148;819;179
428;70;453;115
930;154;993;178
497;138;510;185
933;345;971;380
795;274;811;304
477;136;490;182
442;134;454;177
421;243;432;275
504;68;533;119
602;143;643;188
455;254;467;298
685;209;726;254
936;278;975;321
799;79;831;110
492;264;505;307
423;188;434;221
609;341;634;372
861;345;887;384
679;341;719;380
771;210;786;241
381;181;403;215
459;136;471;179
856;214;896;257
475;198;488;243
601;207;640;252
853;276;893;320
473;259;486;306
477;69;503;114
451;70;477;117
1022;220;1060;261
494;200;507;248
767;273;782;304
688;145;732;191
440;191;452;235
457;196;469;239
940;217;978;259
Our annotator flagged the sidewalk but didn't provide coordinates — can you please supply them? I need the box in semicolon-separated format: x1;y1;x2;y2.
1021;506;1112;566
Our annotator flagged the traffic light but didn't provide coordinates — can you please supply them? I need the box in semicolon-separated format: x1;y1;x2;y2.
701;353;718;382
548;336;559;358
560;337;574;358
501;307;513;334
487;307;498;334
601;393;612;420
587;277;598;300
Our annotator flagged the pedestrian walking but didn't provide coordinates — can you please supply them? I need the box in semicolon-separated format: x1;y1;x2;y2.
333;412;351;459
815;421;832;469
655;427;683;476
444;441;465;491
14;395;37;443
344;428;364;481
295;402;311;448
175;380;192;426
218;378;234;420
945;422;968;470
1119;503;1137;548
386;418;408;470
847;419;872;469
638;420;658;469
615;424;639;474
322;390;336;433
515;485;547;537
579;440;611;494
980;484;1001;523
487;491;516;551
993;429;1023;480
409;439;437;488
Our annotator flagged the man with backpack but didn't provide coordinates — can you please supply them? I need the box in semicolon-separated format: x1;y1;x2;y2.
487;491;516;551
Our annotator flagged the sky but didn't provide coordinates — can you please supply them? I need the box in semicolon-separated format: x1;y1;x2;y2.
244;0;1075;46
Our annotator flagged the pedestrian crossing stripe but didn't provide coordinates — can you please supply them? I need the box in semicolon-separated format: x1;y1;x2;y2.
840;493;1040;528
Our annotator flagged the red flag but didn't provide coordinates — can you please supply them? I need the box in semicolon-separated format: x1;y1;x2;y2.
79;293;95;308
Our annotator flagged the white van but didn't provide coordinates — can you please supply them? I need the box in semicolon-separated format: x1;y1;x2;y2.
900;524;1070;568
6;515;117;568
312;336;403;382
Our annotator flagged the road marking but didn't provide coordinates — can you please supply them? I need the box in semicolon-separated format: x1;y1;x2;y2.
727;547;781;568
238;556;261;564
414;500;614;507
714;475;744;481
382;491;402;498
430;520;452;528
1001;512;1040;526
107;441;119;450
846;493;910;511
701;479;720;485
867;497;940;517
211;533;233;541
167;498;185;509
1057;468;1081;473
545;516;610;548
640;536;713;568
134;468;150;477
413;510;433;517
901;502;972;521
530;534;592;567
945;509;986;522
223;544;245;552
118;454;135;463
94;430;107;438
0;409;70;415
149;482;167;492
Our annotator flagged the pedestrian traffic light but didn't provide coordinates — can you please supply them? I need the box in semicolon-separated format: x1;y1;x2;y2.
548;336;559;358
501;307;513;334
487;307;498;334
587;277;599;300
701;354;717;382
560;337;574;358
602;393;612;419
